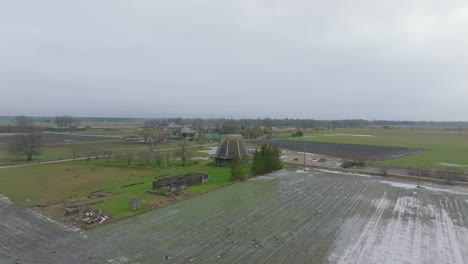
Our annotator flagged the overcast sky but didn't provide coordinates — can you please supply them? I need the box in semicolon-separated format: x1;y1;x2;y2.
1;1;467;120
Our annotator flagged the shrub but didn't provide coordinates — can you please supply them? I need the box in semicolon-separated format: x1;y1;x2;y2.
292;130;304;137
230;157;245;181
341;159;366;168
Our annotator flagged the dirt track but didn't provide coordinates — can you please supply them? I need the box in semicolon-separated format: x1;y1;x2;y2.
1;170;467;263
250;139;423;160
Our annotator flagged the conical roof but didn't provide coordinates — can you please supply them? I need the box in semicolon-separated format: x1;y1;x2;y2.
215;134;248;159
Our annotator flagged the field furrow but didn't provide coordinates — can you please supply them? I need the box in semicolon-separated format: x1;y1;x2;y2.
1;169;467;263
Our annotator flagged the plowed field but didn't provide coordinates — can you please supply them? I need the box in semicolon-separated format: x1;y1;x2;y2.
250;139;423;160
1;170;467;263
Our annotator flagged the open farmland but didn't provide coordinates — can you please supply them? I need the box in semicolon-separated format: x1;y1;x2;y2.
0;134;184;166
275;128;468;170
0;154;238;222
250;139;423;161
1;169;467;263
0;132;119;145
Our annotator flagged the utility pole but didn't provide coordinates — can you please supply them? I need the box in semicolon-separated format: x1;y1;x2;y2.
303;142;306;172
417;167;421;188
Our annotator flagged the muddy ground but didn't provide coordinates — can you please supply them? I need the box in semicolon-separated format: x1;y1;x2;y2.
1;170;467;264
250;139;423;161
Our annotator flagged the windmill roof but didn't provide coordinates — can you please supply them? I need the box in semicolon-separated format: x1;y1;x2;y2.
214;134;249;159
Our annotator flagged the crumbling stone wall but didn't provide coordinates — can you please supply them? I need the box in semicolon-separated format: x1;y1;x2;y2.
153;173;209;193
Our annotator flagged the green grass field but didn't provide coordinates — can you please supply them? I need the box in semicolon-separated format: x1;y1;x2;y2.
0;117;143;128
52;127;139;138
0;140;186;165
0;156;250;220
277;128;468;171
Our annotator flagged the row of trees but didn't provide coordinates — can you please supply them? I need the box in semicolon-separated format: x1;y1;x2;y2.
78;142;194;167
54;115;80;128
138;127;168;144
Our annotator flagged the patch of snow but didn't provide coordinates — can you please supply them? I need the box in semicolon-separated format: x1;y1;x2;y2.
190;157;209;160
198;146;217;155
296;152;315;156
330;193;468;264
107;256;130;263
380;180;417;189
0;194;12;204
315;168;372;178
422;186;468;196
438;162;468;168
380;180;468;196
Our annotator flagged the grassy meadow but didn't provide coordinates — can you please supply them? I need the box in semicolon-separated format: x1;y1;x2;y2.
0;153;250;220
277;128;468;171
0;139;185;165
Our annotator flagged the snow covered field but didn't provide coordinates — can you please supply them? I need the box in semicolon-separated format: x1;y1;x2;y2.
1;169;467;263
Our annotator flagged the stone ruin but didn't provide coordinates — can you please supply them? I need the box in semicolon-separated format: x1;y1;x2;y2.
152;172;209;194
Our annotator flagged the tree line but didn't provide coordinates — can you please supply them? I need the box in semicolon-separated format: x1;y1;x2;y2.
54;115;80;128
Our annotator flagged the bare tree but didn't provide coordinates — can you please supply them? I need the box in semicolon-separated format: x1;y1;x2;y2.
85;148;95;161
174;142;193;167
149;129;167;150
153;152;163;168
54;115;75;128
138;152;150;164
125;153;133;166
70;143;81;161
152;129;162;143
114;153;121;164
165;151;171;166
104;151;113;164
138;127;153;144
93;149;100;160
9;116;43;161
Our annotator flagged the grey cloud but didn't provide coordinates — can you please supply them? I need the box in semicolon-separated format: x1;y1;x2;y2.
1;0;467;120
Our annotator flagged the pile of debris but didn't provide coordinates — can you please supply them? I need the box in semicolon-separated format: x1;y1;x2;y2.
82;210;108;225
87;191;115;199
64;205;79;216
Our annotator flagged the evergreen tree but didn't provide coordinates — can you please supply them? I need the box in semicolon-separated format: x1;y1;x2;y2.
251;144;283;175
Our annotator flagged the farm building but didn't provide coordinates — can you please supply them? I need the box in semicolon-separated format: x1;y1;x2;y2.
214;134;249;166
271;126;297;133
180;126;196;137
